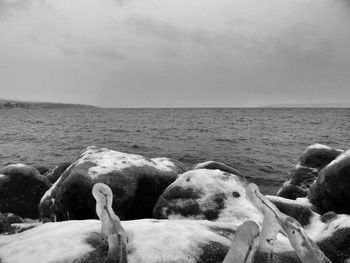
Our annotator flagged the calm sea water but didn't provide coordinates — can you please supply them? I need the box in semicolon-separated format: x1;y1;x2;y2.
1;108;349;194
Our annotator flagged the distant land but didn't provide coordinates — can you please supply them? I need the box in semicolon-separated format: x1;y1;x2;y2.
0;99;97;109
262;102;350;108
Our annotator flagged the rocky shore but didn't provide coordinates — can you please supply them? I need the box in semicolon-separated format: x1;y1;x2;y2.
0;144;350;262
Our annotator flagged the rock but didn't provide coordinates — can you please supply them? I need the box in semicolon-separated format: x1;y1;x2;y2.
277;164;318;199
308;149;350;214
277;144;343;200
192;161;245;178
33;165;52;175
299;144;343;169
39;146;186;221
45;162;72;184
0;212;24;234
267;195;317;226
0;219;235;263
1;213;350;263
153;169;261;225
0;164;50;219
0;213;10;234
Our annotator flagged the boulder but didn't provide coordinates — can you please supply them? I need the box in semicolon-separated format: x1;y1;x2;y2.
299;143;343;169
0;219;235;263
39;146;186;221
45;162;72;184
153;169;261;225
1;213;350;263
0;164;50;218
308;149;350;214
277;144;343;200
277;164;318;199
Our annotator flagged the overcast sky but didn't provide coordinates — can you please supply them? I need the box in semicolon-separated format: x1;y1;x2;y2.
0;0;350;107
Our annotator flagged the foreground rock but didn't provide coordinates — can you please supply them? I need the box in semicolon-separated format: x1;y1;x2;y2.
153;169;261;225
1;210;350;263
0;219;235;263
308;149;350;214
39;146;186;221
0;164;50;218
277;144;343;200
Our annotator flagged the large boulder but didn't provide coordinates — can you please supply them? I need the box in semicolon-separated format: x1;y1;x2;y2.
39;146;186;221
153;169;261;225
308;149;350;214
277;144;343;200
0;219;235;263
1;213;349;263
299;143;343;169
0;164;50;219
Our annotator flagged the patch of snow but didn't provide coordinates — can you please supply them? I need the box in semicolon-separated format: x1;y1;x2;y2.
192;161;214;169
7;163;27;168
40;174;63;204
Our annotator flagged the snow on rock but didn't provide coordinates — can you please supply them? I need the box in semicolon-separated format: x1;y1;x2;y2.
308;149;350;214
0;219;235;263
153;169;262;225
277;144;343;200
39;146;186;221
0;164;50;219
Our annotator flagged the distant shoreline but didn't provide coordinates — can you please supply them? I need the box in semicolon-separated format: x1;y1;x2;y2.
0;99;98;109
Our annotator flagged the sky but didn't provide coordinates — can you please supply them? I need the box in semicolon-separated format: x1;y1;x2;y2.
0;0;350;107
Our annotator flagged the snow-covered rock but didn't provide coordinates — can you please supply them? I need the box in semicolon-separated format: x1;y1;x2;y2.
0;219;235;263
0;164;49;219
1;211;350;263
153;169;262;225
39;146;186;221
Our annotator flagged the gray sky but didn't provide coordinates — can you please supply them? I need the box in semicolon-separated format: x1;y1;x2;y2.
1;0;350;107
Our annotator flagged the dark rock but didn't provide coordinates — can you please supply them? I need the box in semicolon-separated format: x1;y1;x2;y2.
308;150;350;214
267;195;315;226
320;211;338;223
39;146;186;221
45;162;72;184
299;144;343;169
277;165;318;199
277;144;343;200
33;165;52;175
0;164;50;218
0;212;24;234
153;169;261;224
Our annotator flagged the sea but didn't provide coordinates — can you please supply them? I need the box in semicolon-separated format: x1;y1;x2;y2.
1;108;349;195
